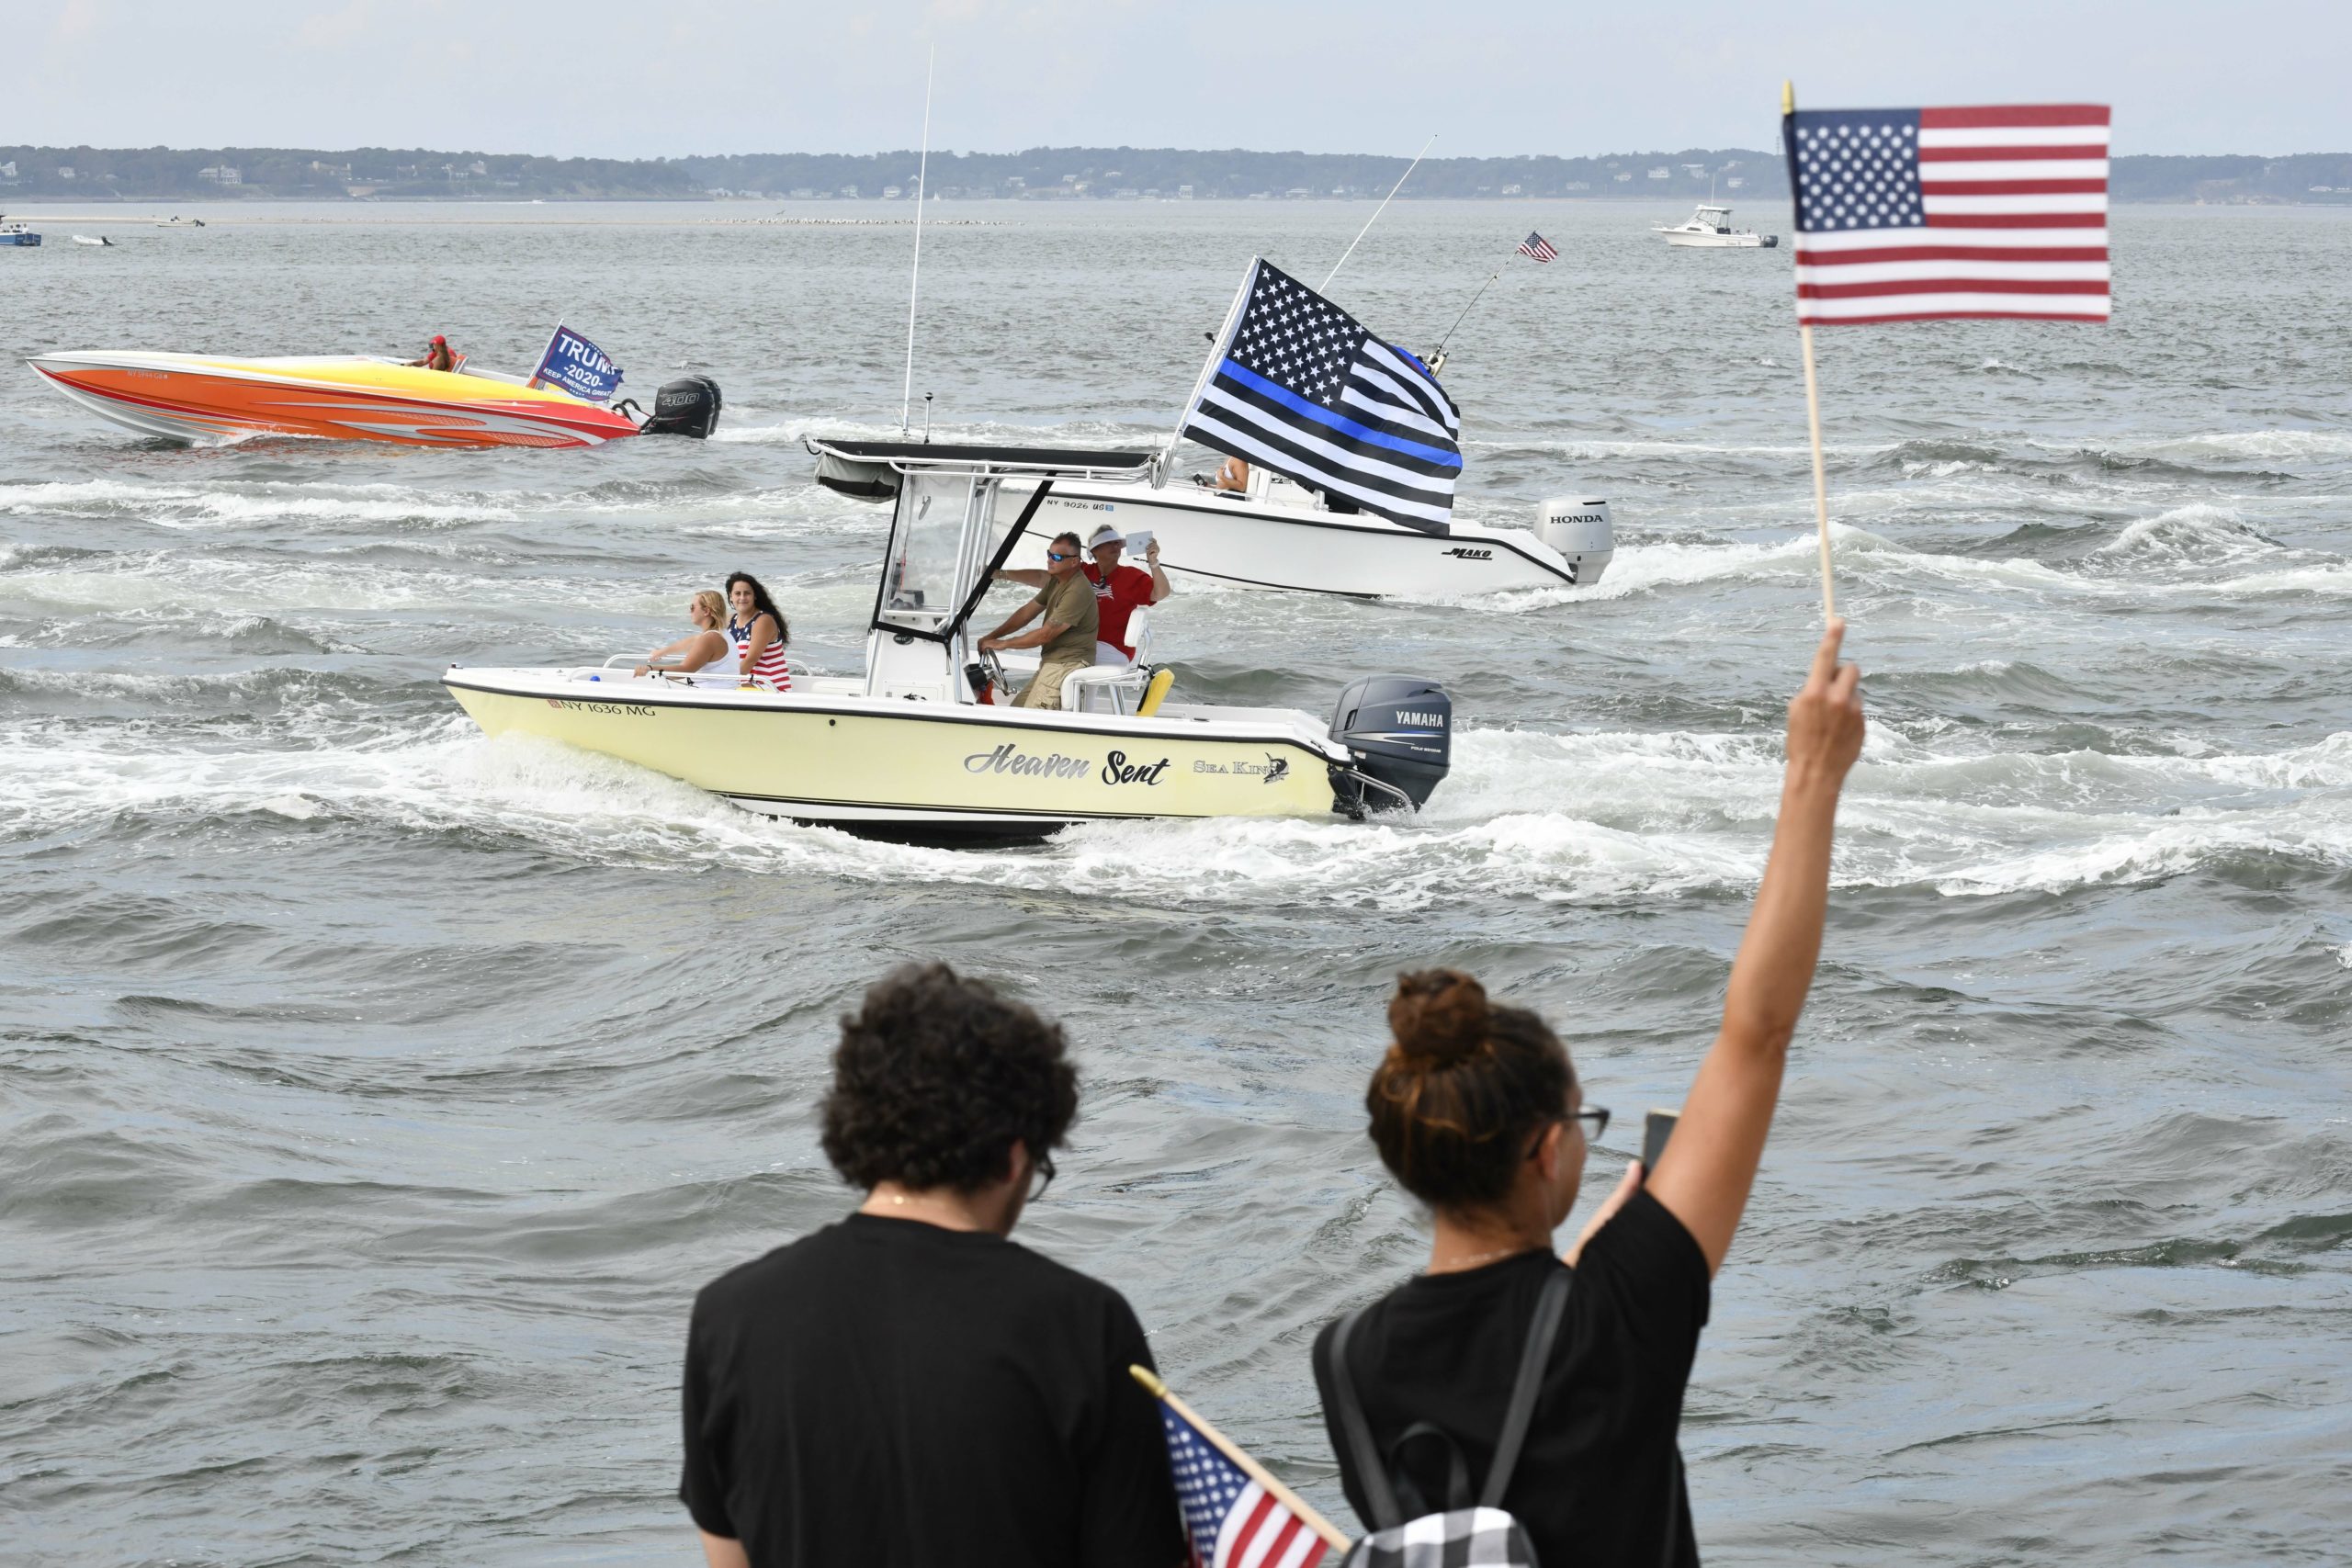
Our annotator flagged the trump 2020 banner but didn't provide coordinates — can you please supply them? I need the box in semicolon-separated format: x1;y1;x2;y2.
532;325;624;402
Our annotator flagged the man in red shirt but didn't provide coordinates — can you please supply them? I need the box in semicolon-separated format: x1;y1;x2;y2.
998;523;1170;664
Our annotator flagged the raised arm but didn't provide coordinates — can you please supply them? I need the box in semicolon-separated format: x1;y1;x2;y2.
994;567;1050;589
1645;620;1866;1275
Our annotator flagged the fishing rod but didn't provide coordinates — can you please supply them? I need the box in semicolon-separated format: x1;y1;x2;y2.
1430;266;1502;366
900;46;935;435
1323;131;1435;291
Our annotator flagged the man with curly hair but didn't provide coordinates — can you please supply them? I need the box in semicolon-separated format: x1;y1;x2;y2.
679;963;1185;1568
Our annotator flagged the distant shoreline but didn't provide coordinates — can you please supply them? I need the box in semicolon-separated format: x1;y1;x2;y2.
6;142;2347;207
8;197;2350;227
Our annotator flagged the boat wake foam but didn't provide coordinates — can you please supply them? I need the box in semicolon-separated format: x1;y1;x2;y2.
6;719;2347;910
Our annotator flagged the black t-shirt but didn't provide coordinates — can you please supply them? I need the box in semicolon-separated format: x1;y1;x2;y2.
1313;1190;1711;1566
681;1212;1186;1568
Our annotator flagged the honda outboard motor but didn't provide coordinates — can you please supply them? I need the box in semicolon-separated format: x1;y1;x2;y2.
1329;675;1453;817
638;374;723;438
1535;497;1613;585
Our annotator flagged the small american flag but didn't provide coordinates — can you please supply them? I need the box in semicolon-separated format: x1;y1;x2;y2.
1153;1390;1336;1568
1515;231;1558;263
1784;104;2110;324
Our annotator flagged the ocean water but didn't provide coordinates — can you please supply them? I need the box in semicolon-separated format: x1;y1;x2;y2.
2;199;2348;1564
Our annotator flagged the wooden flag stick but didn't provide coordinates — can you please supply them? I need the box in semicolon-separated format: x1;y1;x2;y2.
1799;321;1836;623
1129;1365;1351;1551
1786;78;1837;624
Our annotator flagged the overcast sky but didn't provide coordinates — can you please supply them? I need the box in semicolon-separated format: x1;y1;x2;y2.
20;0;2346;159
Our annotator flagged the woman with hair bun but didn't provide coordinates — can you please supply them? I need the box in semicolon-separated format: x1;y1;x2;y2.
1314;622;1868;1567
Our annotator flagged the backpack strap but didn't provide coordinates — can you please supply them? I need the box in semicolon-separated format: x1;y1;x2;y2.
1389;1422;1474;1516
1320;1306;1405;1531
1479;1268;1573;1508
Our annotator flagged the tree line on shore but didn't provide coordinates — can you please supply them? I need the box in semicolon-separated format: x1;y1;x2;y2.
5;143;2347;205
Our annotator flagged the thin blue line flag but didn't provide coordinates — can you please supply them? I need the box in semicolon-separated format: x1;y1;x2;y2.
1181;259;1462;533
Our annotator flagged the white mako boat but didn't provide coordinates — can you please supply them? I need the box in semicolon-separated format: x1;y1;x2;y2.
444;441;1454;842
1654;204;1779;248
1001;467;1613;598
995;257;1615;601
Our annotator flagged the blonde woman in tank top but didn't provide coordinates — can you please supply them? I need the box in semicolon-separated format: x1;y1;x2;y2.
724;571;792;693
636;590;734;678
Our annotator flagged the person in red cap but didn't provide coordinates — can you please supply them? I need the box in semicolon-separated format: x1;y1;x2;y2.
406;335;457;372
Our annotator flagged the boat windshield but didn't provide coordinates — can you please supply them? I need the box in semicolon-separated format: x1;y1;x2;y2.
875;471;976;637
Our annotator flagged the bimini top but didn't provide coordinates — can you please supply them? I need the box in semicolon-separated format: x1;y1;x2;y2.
808;436;1157;499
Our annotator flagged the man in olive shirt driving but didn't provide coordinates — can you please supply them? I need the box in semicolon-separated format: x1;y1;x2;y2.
979;532;1100;709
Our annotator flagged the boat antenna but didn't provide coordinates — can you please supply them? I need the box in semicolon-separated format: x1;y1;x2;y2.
1322;131;1435;292
1432;266;1500;361
899;45;935;435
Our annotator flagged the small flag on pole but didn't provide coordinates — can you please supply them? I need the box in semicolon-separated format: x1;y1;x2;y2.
1132;1366;1348;1568
1515;231;1558;263
1178;258;1463;534
1785;105;2110;324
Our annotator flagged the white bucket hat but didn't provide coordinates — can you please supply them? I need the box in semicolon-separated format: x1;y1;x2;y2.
1086;523;1125;549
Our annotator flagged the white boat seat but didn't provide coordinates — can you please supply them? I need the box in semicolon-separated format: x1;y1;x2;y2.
1061;662;1158;715
1105;605;1152;667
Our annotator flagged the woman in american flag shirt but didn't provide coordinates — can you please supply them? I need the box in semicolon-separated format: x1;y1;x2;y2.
722;572;791;692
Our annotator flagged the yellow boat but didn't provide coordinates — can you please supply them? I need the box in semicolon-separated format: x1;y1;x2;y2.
444;442;1453;842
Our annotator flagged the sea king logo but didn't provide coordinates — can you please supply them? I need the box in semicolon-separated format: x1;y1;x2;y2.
1192;752;1292;783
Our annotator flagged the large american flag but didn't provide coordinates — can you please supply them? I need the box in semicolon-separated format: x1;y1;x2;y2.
1783;104;2110;325
1516;231;1558;263
1180;258;1462;533
1159;1397;1332;1568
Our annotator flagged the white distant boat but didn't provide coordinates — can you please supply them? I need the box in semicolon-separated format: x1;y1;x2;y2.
153;215;207;228
71;233;115;248
999;468;1614;599
1654;205;1778;248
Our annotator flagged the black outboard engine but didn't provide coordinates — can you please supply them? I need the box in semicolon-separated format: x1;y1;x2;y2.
1329;675;1453;817
637;374;723;438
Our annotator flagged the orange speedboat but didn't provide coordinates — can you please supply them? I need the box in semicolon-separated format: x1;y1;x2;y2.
27;351;718;448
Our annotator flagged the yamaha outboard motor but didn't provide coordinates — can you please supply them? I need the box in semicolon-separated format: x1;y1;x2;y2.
638;374;723;438
1329;675;1453;817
